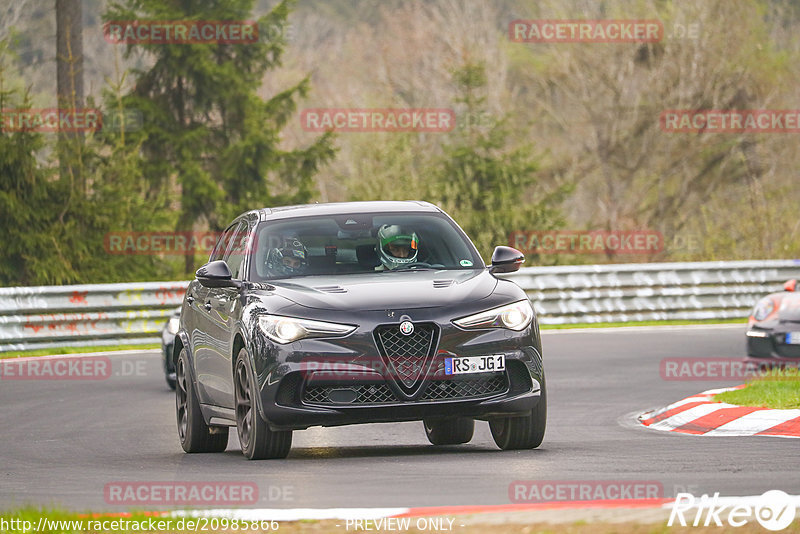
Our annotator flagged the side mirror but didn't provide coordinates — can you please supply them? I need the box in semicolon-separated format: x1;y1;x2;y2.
489;246;525;274
784;279;797;292
196;260;237;288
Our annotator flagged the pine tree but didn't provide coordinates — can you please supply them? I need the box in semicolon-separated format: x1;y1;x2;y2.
104;0;335;274
426;62;567;262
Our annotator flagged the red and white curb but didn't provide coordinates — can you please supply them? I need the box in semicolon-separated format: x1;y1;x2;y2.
639;386;800;437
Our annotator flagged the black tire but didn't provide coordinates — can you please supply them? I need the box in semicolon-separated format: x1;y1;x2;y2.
164;345;176;390
234;348;292;460
423;417;474;445
175;347;229;453
490;376;547;450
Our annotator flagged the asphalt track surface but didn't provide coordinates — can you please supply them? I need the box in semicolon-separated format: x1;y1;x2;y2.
2;325;799;512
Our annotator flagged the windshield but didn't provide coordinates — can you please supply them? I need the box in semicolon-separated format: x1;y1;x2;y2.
249;212;483;280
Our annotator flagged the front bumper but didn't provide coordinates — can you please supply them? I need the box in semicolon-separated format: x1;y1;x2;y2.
249;315;544;431
746;325;800;359
264;384;541;431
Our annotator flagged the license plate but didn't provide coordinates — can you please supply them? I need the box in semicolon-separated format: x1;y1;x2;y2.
445;355;505;375
785;332;800;345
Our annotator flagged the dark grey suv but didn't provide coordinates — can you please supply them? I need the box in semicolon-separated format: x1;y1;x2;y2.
173;201;546;459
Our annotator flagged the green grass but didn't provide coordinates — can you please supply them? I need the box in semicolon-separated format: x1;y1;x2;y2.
2;506;797;533
0;343;160;359
540;318;746;330
715;368;800;409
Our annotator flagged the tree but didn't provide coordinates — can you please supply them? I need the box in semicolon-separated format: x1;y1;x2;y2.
104;0;335;274
0;36;177;286
509;0;798;261
424;62;567;261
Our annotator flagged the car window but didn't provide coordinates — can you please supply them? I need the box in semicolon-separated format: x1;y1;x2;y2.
224;220;250;280
209;223;238;263
250;212;483;281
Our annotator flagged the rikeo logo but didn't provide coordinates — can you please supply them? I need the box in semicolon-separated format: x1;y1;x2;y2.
669;491;797;531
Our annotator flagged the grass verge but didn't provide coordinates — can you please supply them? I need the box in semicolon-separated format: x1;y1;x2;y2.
0;343;161;359
715;368;800;409
0;508;798;533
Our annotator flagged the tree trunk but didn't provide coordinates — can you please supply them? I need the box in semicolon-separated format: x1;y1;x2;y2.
56;0;84;187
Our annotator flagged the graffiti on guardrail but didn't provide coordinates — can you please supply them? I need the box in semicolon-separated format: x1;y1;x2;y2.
155;285;186;305
69;291;89;305
22;313;111;335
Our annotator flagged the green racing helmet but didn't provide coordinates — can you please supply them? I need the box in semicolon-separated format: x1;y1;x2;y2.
377;224;419;270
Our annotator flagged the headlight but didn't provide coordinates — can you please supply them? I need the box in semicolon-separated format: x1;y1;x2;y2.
258;315;357;344
167;316;180;335
752;298;775;321
453;300;534;331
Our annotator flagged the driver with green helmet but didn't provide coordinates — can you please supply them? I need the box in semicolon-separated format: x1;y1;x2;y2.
375;224;419;271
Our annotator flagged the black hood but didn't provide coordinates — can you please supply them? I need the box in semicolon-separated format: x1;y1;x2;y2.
259;269;497;312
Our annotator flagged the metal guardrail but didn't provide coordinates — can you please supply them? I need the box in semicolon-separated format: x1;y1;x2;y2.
504;259;800;324
0;282;188;352
1;260;798;351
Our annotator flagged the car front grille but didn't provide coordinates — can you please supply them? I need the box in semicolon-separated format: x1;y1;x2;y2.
374;323;437;390
301;373;509;406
